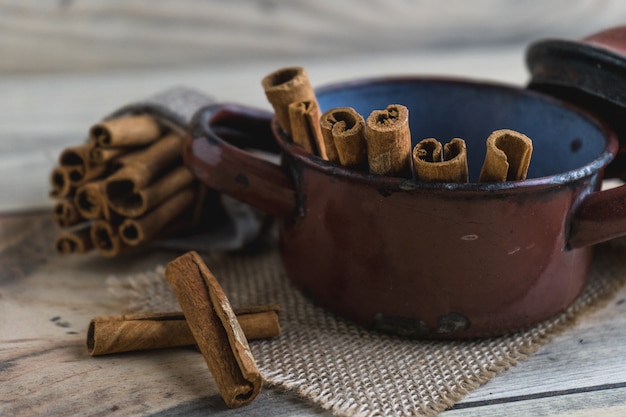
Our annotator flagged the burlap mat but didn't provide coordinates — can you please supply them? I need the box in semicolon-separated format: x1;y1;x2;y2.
108;239;626;417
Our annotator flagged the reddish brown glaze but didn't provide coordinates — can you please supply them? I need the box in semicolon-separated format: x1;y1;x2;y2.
185;77;624;338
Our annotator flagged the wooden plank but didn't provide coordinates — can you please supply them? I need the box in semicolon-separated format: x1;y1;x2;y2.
445;386;626;417
449;284;626;404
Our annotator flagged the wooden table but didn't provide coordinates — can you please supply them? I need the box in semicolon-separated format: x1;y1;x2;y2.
2;211;626;417
2;4;626;413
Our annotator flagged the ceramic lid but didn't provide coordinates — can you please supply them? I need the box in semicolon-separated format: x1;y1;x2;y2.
526;25;626;178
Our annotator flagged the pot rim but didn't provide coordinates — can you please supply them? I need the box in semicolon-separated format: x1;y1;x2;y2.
275;76;618;194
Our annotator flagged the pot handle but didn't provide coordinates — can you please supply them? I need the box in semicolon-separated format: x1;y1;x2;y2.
184;103;297;219
569;184;626;248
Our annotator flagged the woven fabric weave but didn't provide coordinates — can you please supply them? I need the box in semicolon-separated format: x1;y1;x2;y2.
108;240;626;417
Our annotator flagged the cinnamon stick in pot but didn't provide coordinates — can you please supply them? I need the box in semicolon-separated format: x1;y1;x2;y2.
365;104;413;178
287;100;327;158
320;107;366;168
413;138;469;182
87;305;280;356
166;251;263;408
262;66;317;136
90;114;161;148
479;129;533;182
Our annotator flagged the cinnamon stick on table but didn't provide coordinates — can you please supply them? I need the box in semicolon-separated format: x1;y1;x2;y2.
87;305;281;356
320;107;367;168
413;138;469;183
166;251;263;408
365;104;413;178
479;129;533;182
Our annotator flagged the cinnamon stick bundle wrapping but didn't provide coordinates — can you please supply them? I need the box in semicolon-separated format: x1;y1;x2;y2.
413;138;469;183
365;104;413;178
320;107;366;168
54;225;93;255
166;251;263;408
479;129;533;182
262;66;318;136
287;100;327;158
50;87;221;257
87;305;280;356
90;114;161;147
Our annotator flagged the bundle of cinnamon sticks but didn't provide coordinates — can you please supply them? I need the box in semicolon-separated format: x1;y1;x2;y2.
50;114;205;257
262;67;533;183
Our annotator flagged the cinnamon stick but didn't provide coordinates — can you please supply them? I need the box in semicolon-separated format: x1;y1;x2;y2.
262;66;317;136
59;142;107;186
90;114;161;148
49;166;75;199
165;251;263;408
54;224;93;255
413;138;469;182
320;107;367;168
108;165;195;218
87;305;280;356
365;104;413;178
104;133;184;213
75;180;111;220
53;199;85;228
119;186;196;246
89;146;128;165
90;218;127;257
287;100;327;158
479;129;533;182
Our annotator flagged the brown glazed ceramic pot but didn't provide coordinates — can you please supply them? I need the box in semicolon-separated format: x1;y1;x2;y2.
184;75;626;339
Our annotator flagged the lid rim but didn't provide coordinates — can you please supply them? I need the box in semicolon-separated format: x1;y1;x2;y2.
527;39;626;107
